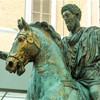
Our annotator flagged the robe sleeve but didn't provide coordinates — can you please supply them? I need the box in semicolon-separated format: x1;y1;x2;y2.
77;26;100;66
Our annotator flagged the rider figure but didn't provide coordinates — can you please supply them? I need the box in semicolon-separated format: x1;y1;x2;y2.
61;4;100;100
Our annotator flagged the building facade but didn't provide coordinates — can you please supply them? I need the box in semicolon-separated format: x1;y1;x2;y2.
0;0;99;37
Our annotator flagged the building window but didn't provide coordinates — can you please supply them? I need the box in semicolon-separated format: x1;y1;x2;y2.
32;0;51;23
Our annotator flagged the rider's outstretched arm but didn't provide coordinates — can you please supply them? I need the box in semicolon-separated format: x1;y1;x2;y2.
0;51;8;60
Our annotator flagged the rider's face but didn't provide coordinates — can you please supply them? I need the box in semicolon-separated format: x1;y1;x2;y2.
62;10;77;32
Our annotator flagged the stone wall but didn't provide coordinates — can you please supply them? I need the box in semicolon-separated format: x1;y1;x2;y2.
0;0;25;29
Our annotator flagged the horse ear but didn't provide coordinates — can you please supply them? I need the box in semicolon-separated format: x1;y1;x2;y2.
17;19;24;30
21;17;29;30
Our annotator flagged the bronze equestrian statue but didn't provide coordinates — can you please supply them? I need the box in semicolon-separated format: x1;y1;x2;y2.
0;4;100;100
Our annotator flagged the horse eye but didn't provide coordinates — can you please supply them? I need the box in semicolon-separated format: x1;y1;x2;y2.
18;36;25;42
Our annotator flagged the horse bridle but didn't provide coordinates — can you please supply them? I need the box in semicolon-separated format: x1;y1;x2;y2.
17;34;40;49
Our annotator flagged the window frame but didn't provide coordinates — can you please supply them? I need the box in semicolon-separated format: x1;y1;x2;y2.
32;0;51;23
25;0;56;29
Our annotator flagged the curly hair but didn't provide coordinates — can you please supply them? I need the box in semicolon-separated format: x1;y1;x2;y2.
61;4;81;21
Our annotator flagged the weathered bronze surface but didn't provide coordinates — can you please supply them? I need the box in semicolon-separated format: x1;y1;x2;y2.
0;4;100;100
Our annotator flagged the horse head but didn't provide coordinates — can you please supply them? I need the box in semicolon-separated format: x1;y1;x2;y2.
6;18;41;76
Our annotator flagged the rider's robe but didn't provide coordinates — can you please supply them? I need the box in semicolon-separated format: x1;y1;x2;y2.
62;26;100;99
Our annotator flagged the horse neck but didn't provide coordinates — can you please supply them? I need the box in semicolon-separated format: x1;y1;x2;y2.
34;35;72;82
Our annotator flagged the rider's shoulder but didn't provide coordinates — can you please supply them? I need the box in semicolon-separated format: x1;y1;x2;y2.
84;26;100;33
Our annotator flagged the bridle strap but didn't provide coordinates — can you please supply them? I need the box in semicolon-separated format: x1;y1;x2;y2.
7;55;24;66
17;34;40;51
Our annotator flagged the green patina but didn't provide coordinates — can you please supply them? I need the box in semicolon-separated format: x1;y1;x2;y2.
0;3;100;100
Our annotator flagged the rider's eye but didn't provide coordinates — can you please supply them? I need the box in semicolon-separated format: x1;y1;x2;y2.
63;13;70;19
63;14;67;19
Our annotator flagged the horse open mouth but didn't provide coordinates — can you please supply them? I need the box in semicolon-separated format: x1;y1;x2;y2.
6;57;25;76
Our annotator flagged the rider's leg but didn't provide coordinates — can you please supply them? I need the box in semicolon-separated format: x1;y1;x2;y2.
77;65;100;100
89;84;100;100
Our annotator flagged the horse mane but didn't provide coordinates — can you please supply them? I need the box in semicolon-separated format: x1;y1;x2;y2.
29;22;62;48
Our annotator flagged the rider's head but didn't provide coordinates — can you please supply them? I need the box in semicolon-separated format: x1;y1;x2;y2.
61;4;81;33
61;4;81;21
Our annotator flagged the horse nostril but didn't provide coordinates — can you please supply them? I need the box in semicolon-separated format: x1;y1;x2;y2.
8;61;13;68
17;62;20;69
